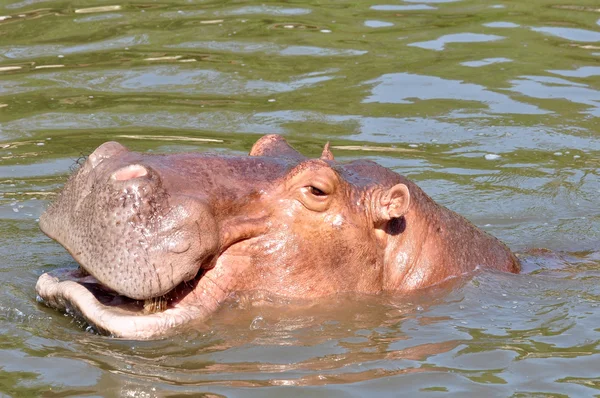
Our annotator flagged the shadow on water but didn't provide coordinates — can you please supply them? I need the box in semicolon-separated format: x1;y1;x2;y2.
0;0;599;396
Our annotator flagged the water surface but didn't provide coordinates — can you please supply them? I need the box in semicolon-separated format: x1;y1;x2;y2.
1;0;600;396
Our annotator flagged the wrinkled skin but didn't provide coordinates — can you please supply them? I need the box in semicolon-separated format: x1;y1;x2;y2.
36;135;519;339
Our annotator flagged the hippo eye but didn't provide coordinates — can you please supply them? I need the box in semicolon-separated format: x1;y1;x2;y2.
309;186;327;196
295;168;336;211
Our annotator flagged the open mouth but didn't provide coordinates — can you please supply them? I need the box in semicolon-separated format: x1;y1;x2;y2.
36;267;209;339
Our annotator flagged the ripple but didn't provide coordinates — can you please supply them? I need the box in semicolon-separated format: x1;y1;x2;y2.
365;20;394;28
509;75;600;116
9;110;595;155
363;72;547;114
0;158;75;178
483;22;520;28
209;340;345;364
0;350;101;387
1;111;284;136
0;80;36;95
0;35;148;60
520;75;588;87
531;27;600;42
270;23;319;30
279;46;364;56
74;13;122;23
5;0;52;9
159;10;206;19
461;57;512;67
3;0;600;394
219;6;311;16
31;66;335;96
409;33;504;51
371;4;436;11
549;66;600;78
404;0;461;3
171;41;366;56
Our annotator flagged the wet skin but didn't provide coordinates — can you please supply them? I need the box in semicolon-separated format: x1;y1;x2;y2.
36;135;520;339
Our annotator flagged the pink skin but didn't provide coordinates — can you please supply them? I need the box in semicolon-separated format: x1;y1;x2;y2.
36;135;519;339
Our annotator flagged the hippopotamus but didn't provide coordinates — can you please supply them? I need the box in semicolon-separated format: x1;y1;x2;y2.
36;134;519;339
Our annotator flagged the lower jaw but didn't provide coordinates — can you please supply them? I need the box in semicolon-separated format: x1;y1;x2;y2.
35;268;209;339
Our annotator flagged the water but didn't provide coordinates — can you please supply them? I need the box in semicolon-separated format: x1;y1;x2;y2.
1;0;599;396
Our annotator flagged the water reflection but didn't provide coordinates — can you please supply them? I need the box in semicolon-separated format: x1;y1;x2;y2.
158;10;206;19
404;0;460;3
364;73;547;114
364;20;394;28
461;57;512;67
509;75;600;116
35;66;336;95
483;22;520;28
531;27;600;42
218;6;312;16
371;5;436;11
74;13;123;23
172;41;367;56
0;158;72;178
550;66;600;78
0;350;101;387
409;33;504;51
5;0;53;9
1;0;600;395
5;110;600;155
0;35;148;60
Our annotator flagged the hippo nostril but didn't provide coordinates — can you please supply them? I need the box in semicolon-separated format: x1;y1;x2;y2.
112;164;148;181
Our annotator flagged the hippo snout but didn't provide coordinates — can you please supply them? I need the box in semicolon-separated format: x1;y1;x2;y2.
40;146;221;301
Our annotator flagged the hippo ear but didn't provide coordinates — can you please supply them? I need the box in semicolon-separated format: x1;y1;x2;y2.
373;184;410;223
249;134;306;161
321;142;335;161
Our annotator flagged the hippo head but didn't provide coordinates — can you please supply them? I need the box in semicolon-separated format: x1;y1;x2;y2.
36;135;518;339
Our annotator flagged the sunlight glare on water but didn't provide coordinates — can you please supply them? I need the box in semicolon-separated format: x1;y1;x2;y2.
0;0;599;396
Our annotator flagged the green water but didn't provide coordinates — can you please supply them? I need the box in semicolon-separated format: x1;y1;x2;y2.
1;0;599;396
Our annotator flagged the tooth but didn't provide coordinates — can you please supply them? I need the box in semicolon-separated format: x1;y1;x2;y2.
143;297;168;314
